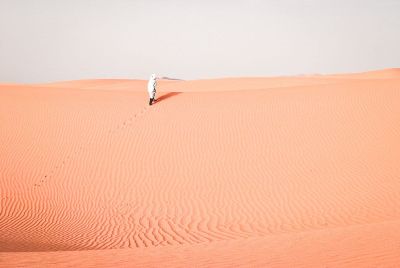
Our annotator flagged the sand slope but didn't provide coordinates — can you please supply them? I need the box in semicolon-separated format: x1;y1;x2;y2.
1;69;400;267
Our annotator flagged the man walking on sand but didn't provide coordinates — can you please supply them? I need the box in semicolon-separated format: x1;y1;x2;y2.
147;73;157;105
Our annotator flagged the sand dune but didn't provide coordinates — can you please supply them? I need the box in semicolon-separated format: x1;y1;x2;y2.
1;69;400;267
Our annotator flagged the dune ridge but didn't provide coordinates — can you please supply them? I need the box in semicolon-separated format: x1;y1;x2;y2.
1;69;400;267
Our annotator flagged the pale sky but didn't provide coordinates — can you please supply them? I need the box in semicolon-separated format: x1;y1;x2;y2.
0;0;399;83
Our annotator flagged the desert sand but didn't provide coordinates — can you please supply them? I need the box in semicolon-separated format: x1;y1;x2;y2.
1;69;400;267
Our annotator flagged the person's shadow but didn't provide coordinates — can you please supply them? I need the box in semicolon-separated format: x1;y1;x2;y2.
155;92;181;103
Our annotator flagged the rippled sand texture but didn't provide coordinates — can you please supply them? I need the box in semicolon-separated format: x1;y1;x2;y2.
1;69;400;267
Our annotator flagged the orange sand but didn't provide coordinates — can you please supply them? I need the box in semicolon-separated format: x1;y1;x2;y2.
1;69;400;267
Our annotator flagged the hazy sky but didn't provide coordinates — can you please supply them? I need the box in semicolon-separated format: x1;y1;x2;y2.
1;0;399;83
